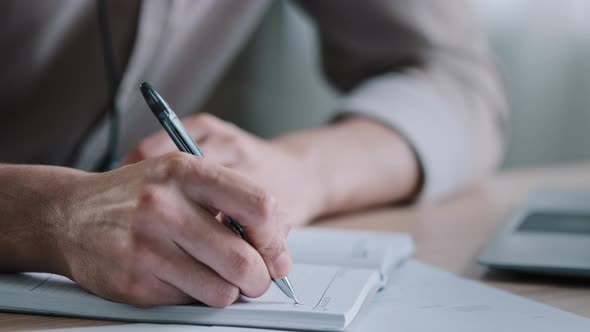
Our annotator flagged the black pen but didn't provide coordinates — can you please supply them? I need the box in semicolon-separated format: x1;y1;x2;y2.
139;82;300;304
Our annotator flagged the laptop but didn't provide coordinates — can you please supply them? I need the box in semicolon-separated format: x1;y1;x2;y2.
479;189;590;276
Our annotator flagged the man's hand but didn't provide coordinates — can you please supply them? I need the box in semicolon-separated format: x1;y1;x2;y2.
1;112;419;309
0;153;292;307
123;114;325;227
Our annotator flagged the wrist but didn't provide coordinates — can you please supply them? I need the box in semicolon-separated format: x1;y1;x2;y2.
0;164;85;276
272;136;330;222
273;117;421;218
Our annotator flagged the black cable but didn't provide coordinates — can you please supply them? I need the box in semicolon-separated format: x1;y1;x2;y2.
96;0;121;171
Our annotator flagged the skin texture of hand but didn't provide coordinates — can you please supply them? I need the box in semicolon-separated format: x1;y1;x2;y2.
0;153;292;307
123;113;421;225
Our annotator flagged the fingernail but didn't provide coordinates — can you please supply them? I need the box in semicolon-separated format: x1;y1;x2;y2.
271;251;292;278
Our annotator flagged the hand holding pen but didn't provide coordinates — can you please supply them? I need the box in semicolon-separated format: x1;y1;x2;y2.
140;82;300;304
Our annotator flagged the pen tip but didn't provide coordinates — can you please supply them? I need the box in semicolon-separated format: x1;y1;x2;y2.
293;297;301;305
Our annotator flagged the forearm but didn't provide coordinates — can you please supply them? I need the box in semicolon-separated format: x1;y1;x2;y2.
299;0;507;200
274;117;420;218
0;164;79;275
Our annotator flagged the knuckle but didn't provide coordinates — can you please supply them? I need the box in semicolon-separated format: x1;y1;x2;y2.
161;151;193;179
209;283;239;308
222;134;239;146
137;185;165;212
229;246;258;276
124;142;152;164
252;189;277;222
260;240;285;263
133;141;153;161
114;272;153;307
193;159;219;183
133;191;176;239
226;136;251;161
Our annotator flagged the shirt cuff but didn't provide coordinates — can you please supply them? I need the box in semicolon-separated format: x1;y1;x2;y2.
335;73;472;201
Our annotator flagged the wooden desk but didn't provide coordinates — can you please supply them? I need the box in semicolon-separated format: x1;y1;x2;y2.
3;163;590;331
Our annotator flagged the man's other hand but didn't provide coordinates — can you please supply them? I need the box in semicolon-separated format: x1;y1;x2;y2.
122;114;324;227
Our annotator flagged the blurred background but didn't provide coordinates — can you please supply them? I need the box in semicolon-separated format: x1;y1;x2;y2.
203;0;590;170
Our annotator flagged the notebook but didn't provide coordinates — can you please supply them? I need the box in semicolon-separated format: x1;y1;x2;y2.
37;260;590;332
0;228;413;332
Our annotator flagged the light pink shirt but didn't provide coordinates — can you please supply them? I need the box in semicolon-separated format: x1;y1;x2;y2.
0;0;507;201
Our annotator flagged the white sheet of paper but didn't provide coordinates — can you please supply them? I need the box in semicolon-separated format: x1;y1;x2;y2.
346;260;590;332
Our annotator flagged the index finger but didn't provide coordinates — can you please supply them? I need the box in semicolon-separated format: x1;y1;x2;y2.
176;157;292;279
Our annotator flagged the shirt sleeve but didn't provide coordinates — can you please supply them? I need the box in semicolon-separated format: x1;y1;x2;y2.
297;0;509;201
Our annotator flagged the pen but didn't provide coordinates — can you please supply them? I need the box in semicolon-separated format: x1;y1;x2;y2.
139;82;300;305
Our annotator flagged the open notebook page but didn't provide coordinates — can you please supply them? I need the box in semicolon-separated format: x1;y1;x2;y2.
0;264;380;331
236;264;378;313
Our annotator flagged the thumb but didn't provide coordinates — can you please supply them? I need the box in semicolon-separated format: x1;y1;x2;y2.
243;220;292;279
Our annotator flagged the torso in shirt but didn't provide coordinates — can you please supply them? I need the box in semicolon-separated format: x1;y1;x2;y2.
0;0;139;166
0;0;269;168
